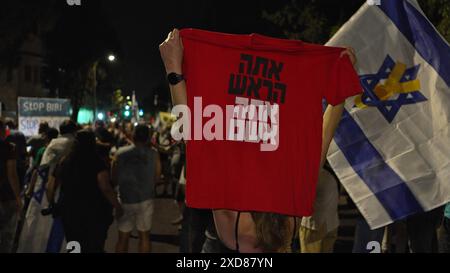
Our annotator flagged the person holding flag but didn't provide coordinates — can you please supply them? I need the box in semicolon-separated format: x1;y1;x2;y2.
17;120;77;253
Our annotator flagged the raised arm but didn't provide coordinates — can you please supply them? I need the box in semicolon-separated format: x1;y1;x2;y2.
320;103;345;167
320;47;357;168
159;28;187;106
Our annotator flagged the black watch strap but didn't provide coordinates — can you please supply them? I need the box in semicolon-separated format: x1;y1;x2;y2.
167;72;185;86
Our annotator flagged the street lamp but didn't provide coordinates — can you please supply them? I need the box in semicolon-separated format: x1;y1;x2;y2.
107;54;116;62
93;54;117;121
97;112;104;120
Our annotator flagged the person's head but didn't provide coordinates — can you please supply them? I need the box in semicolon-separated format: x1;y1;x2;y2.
126;122;134;133
67;129;97;160
38;122;50;135
250;212;291;253
95;126;114;145
133;124;150;145
5;118;17;130
0;120;6;140
75;129;97;150
95;120;105;129
45;128;59;144
62;129;99;173
59;120;77;136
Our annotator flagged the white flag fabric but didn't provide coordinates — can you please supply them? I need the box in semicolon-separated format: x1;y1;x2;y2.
326;0;450;229
17;165;65;253
17;137;71;253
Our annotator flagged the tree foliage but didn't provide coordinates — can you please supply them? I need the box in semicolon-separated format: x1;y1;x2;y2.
262;0;364;43
0;1;123;120
112;89;125;114
0;0;59;68
43;1;123;120
419;0;450;41
263;0;450;43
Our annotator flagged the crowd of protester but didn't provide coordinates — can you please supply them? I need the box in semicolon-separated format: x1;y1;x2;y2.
0;117;450;253
0;117;179;253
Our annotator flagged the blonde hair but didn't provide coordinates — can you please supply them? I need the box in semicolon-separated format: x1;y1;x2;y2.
250;212;292;253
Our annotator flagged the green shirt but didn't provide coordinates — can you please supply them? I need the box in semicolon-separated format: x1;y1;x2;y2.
33;146;46;168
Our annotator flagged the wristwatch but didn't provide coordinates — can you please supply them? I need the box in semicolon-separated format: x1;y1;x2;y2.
167;72;185;86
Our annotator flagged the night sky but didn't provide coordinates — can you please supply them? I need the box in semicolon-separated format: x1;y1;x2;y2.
101;0;288;106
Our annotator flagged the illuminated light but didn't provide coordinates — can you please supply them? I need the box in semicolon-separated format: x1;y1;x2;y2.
125;105;130;110
110;117;117;123
97;112;104;120
139;109;144;117
124;110;130;117
77;108;94;124
108;54;116;62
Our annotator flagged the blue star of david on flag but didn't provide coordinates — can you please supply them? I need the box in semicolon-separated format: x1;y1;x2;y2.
355;55;427;123
33;166;50;204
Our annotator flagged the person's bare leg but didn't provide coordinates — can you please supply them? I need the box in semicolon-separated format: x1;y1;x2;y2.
115;231;130;253
172;201;185;225
138;231;151;253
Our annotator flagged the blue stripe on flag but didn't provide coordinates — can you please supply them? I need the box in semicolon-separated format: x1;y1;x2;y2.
45;218;65;253
331;0;450;223
334;110;424;220
378;0;450;87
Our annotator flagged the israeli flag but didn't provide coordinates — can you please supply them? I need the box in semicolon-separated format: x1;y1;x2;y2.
326;0;450;229
17;139;68;253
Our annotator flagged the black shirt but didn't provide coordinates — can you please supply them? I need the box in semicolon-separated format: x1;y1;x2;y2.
0;140;17;202
6;130;27;167
56;155;112;221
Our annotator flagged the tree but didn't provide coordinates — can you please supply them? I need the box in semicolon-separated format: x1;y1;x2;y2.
262;0;364;43
0;1;123;120
112;89;125;114
262;0;450;43
0;0;59;68
419;0;450;41
43;1;123;120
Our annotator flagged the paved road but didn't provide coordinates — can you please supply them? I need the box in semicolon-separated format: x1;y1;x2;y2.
335;195;358;253
105;197;181;253
105;192;358;253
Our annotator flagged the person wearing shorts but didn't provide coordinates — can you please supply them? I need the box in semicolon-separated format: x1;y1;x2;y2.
113;124;161;253
117;200;155;234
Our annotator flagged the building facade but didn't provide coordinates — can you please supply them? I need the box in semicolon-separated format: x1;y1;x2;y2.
0;33;47;118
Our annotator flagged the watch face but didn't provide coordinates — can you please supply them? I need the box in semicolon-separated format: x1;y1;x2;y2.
168;73;183;85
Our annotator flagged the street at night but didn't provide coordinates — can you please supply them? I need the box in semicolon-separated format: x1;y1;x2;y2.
1;1;450;270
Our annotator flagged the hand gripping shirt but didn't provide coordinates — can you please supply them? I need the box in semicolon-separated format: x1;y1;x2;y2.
180;28;362;217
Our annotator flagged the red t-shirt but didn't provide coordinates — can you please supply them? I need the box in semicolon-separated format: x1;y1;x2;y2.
180;28;361;217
